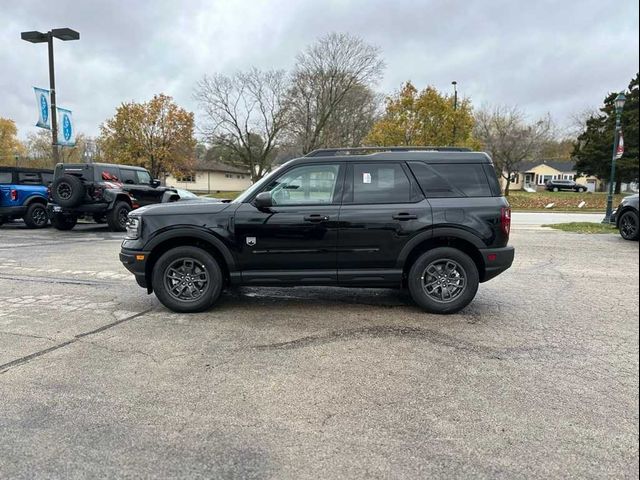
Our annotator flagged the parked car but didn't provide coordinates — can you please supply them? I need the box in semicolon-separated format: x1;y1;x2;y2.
545;179;588;192
0;167;53;228
48;163;179;232
612;194;639;241
120;147;515;314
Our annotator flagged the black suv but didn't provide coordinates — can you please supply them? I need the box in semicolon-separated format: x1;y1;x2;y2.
545;179;587;192
48;162;178;231
120;147;515;314
612;194;639;241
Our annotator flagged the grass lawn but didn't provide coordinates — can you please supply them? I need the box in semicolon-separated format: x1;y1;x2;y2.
507;191;626;212
204;191;242;200
542;222;618;234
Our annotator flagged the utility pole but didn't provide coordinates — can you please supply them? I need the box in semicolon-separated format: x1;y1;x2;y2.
452;81;458;145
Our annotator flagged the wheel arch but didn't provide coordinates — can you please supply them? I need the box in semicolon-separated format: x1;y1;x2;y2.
23;195;48;207
616;206;638;228
143;228;236;292
398;228;486;285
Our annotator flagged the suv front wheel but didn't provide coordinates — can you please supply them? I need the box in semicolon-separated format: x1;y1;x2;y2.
152;246;223;313
107;201;132;232
408;247;479;314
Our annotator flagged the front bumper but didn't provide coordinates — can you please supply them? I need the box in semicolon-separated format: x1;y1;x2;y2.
0;205;27;218
479;246;515;282
120;248;151;290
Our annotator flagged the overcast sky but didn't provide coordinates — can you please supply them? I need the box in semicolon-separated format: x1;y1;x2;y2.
1;0;638;140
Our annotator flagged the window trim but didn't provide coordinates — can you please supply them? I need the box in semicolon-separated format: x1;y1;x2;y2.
254;162;346;207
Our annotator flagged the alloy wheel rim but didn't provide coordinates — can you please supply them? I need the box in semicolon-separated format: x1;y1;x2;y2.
57;183;72;200
621;214;637;238
164;257;209;301
118;208;128;227
32;207;47;225
421;259;467;303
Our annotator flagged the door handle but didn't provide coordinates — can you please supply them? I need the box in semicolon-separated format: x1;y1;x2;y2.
304;214;329;222
392;213;418;220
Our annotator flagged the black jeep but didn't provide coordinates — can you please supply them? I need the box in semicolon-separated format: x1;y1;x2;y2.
120;147;515;314
48;162;179;232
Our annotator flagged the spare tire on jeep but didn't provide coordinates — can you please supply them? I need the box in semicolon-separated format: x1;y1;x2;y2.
51;175;85;207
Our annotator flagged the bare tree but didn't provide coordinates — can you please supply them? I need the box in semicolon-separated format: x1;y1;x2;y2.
474;105;554;196
287;32;385;154
195;68;289;181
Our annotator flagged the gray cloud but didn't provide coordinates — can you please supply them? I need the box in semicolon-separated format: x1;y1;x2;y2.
1;0;638;140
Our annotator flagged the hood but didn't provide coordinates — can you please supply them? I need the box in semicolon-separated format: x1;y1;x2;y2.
133;201;233;217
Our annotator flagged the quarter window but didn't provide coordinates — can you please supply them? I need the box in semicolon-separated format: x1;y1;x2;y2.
262;164;340;205
0;172;12;184
351;163;411;204
18;172;42;185
408;162;492;197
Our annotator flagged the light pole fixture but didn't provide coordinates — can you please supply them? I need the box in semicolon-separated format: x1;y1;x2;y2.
21;28;80;166
603;92;626;223
451;81;458;145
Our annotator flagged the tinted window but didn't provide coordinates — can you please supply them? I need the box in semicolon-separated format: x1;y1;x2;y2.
120;169;137;184
263;164;340;205
41;172;53;184
18;172;42;185
0;172;12;184
136;170;152;184
351;163;411;204
408;162;492;197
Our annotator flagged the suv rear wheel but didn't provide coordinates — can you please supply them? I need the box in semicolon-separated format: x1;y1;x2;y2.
107;201;131;232
51;213;77;231
23;202;49;229
152;246;223;313
407;247;479;314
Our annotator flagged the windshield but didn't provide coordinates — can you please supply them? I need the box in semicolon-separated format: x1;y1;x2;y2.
232;165;284;203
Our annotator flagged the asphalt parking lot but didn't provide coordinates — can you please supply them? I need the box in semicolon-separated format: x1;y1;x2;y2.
1;218;638;479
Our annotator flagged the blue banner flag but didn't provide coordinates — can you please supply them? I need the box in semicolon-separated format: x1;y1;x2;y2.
33;87;51;129
57;107;76;146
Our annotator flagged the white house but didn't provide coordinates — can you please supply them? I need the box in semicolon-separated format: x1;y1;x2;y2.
503;160;603;192
165;161;252;194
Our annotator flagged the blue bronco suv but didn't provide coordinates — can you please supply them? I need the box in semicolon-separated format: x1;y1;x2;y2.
0;167;53;229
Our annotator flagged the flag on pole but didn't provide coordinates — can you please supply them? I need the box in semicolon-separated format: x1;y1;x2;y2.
57;107;76;146
33;87;51;129
616;131;624;159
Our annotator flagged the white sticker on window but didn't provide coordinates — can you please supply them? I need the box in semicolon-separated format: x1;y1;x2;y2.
363;172;372;184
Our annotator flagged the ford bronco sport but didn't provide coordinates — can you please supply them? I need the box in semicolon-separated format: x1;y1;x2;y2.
120;147;515;314
0;167;53;228
48;162;179;231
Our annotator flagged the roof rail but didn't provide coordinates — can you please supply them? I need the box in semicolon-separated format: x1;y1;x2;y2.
305;146;472;157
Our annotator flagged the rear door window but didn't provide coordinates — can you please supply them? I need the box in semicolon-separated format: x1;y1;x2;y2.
18;172;43;185
350;163;411;204
120;168;138;185
0;172;13;184
408;162;493;198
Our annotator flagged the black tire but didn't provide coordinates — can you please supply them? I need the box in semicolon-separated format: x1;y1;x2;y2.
152;246;223;313
51;213;77;231
92;214;107;224
619;210;639;241
407;247;479;314
106;201;131;232
51;175;85;207
23;202;49;229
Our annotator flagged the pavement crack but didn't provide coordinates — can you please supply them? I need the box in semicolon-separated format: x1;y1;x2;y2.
0;308;154;374
0;330;58;342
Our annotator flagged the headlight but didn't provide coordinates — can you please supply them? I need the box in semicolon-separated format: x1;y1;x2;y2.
125;216;142;239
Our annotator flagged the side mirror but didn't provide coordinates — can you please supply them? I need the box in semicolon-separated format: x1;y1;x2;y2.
151;179;161;188
253;191;273;210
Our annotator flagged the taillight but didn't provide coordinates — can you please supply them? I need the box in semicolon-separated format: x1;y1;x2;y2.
501;207;511;237
10;189;17;201
93;185;104;199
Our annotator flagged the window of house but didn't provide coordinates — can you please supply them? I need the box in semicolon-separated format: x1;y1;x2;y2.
176;174;195;182
539;175;554;185
263;164;340;205
408;162;492;198
563;174;574;180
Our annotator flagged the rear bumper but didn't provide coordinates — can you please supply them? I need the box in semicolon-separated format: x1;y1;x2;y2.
120;248;150;289
48;203;110;215
0;206;27;218
479;246;515;282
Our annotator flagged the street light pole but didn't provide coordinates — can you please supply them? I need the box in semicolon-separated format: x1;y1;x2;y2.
452;81;458;145
603;92;626;224
21;28;79;167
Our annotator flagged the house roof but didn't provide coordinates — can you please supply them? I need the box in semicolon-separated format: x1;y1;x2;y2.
516;159;576;173
195;160;249;174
